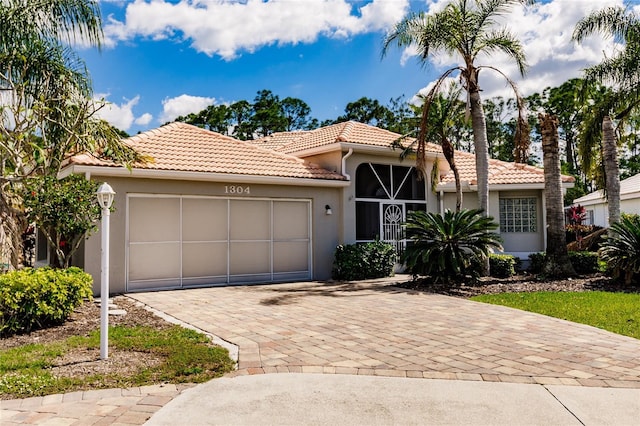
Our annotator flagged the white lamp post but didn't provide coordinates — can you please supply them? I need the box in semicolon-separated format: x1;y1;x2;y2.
97;182;115;360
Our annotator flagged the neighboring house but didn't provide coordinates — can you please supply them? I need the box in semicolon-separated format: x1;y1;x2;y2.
572;173;640;227
59;121;573;295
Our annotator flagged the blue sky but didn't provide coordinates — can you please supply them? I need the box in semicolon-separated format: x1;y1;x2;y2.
83;0;628;134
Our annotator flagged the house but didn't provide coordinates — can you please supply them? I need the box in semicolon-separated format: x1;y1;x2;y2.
572;173;640;227
59;121;574;295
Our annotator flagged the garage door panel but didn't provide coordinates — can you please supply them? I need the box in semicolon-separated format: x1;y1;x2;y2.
129;198;180;242
182;198;227;241
273;241;309;273
128;196;311;290
129;243;180;281
182;242;227;278
229;242;270;275
230;200;270;240
273;201;309;239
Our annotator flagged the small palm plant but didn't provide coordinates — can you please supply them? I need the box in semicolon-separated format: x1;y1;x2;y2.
599;215;640;285
401;209;502;283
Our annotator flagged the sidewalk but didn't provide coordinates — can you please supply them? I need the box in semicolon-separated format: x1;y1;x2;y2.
147;374;640;426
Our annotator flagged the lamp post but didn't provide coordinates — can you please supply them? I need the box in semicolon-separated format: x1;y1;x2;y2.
96;182;115;360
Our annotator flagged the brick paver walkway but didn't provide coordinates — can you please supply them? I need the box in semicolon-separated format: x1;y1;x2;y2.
4;277;640;425
132;278;640;388
1;384;192;425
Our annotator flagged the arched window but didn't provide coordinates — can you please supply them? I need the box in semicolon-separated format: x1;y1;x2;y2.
355;163;427;253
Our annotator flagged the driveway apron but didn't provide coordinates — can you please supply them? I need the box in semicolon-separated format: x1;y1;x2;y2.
129;278;640;388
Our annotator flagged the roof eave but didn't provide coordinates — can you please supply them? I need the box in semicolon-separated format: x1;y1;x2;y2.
289;142;441;160
59;165;350;188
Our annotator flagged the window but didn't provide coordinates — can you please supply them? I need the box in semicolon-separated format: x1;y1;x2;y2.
499;197;537;233
355;163;427;254
586;210;594;225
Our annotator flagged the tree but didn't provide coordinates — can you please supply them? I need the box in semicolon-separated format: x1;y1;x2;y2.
383;0;533;218
539;113;576;277
281;97;312;131
573;5;640;225
599;215;640;284
22;175;101;268
401;209;502;283
0;0;141;269
336;97;394;127
250;90;287;138
228;100;254;140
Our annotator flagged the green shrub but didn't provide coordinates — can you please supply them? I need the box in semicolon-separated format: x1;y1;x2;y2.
568;251;600;274
0;267;93;336
489;254;516;278
528;252;546;274
332;240;396;281
528;251;599;275
599;216;640;284
401;209;502;283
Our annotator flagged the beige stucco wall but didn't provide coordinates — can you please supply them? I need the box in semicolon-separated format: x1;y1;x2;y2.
302;151;343;175
83;176;342;295
441;189;545;257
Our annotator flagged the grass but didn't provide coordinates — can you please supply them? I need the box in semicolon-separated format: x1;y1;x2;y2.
471;291;640;340
0;325;235;399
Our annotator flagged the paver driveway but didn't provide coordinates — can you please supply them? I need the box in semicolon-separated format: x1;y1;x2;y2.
129;277;640;388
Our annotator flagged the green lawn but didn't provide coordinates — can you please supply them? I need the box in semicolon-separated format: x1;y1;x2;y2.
0;325;235;399
471;291;640;340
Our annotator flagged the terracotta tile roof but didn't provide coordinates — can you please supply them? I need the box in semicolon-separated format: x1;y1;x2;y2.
253;121;442;155
68;122;346;181
439;150;575;186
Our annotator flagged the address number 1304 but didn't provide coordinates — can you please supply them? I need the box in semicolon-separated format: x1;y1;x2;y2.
224;185;250;195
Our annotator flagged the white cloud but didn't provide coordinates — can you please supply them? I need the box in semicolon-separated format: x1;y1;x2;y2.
104;0;410;60
135;113;153;126
406;0;624;100
94;95;148;131
159;94;215;123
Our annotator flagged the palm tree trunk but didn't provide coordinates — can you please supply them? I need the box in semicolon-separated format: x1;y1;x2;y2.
442;138;462;212
467;67;490;275
540;113;575;277
468;78;489;215
602;116;620;225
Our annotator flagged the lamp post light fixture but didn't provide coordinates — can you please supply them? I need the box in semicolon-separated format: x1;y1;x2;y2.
97;182;115;360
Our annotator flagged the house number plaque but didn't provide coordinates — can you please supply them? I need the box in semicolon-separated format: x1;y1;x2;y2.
224;185;250;195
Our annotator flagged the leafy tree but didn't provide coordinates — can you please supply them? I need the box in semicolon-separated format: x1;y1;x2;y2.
250;89;287;138
539;113;576;277
401;209;502;283
281;97;312;131
22;175;102;269
383;0;532;220
228;100;254;140
573;5;640;225
0;0;141;269
335;97;394;127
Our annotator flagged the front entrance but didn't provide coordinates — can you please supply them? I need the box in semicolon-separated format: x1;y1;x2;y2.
126;195;312;291
355;163;427;254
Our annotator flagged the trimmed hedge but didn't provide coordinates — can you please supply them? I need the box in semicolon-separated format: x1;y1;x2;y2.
489;254;516;278
332;241;396;281
0;267;93;336
527;251;600;275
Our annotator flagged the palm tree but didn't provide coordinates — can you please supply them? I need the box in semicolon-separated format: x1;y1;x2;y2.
539;113;576;277
383;0;533;217
420;82;469;211
0;0;140;269
573;6;640;225
402;208;502;283
599;215;640;284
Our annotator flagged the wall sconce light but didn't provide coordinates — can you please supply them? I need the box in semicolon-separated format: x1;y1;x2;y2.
325;204;332;215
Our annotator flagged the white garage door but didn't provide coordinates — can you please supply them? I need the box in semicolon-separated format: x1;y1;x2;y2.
127;195;312;291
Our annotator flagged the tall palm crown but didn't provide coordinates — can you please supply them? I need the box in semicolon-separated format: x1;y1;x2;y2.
573;6;640;100
383;0;532;215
